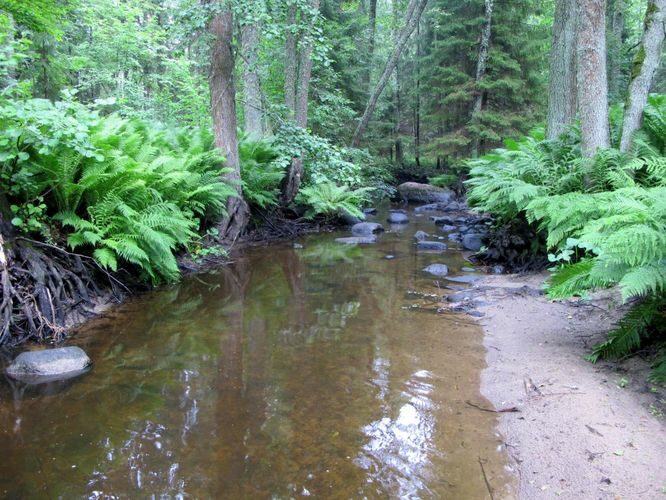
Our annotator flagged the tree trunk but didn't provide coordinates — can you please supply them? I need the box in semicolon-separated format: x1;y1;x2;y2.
547;0;579;140
364;0;377;95
414;19;421;166
284;4;297;116
351;0;429;148
241;22;263;138
470;0;494;157
577;0;611;157
281;0;320;207
209;9;249;242
606;0;626;101
620;0;666;152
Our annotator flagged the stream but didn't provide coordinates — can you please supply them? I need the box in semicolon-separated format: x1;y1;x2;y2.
0;206;514;498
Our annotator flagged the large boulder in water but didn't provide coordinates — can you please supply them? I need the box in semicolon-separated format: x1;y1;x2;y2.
398;182;454;204
351;222;384;236
6;347;91;382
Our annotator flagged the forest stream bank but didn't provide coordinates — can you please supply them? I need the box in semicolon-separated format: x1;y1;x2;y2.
474;273;666;499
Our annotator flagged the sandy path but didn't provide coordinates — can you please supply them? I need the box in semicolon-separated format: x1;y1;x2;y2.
471;273;665;499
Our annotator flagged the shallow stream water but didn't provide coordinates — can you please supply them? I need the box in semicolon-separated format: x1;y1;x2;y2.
0;206;514;498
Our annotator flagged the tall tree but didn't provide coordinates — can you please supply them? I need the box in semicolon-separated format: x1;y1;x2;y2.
281;0;320;206
470;0;494;157
577;0;611;157
620;0;666;152
284;3;297;115
241;2;264;138
547;0;579;140
351;0;429;148
209;7;249;242
607;0;626;101
364;0;377;95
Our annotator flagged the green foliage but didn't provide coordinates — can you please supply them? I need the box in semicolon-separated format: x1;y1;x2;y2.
0;95;235;283
296;182;373;220
428;173;458;189
466;95;666;381
238;136;284;209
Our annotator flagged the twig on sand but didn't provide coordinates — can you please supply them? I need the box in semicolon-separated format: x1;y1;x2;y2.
466;400;520;413
478;456;495;500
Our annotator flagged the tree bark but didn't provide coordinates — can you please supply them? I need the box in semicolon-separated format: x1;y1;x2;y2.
351;0;429;148
281;0;320;207
577;0;611;157
470;0;494;157
241;21;263;138
547;0;579;140
364;0;377;95
284;4;297;115
620;0;666;152
606;0;626;101
209;9;249;242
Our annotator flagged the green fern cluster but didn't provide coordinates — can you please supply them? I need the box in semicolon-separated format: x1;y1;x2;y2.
238;136;284;209
17;114;236;283
466;95;666;381
296;183;374;220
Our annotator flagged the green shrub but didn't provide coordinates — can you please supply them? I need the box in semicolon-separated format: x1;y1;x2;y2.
238;136;284;209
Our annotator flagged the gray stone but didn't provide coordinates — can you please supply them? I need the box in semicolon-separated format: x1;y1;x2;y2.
414;203;448;213
387;212;409;224
448;233;462;241
352;222;385;236
292;243;304;249
335;236;377;245
398;182;455;203
362;207;377;215
440;224;457;232
338;209;365;225
462;233;484;251
416;241;448;251
430;215;456;225
493;265;505;274
413;230;429;241
384;254;396;260
461;266;476;272
423;264;449;277
446;293;471;303
7;347;91;381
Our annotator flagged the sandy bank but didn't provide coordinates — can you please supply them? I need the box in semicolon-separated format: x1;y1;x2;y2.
472;273;665;499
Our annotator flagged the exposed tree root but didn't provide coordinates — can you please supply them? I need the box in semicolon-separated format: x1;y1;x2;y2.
0;235;126;346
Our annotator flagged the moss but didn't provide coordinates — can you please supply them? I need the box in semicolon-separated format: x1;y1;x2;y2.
630;45;647;81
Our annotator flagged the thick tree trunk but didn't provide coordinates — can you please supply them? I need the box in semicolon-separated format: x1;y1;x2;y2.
547;0;579;140
607;0;626;101
351;0;429;148
281;0;320;207
470;0;494;157
620;0;666;152
210;10;249;242
414;20;421;166
241;22;263;138
577;0;611;157
284;4;297;115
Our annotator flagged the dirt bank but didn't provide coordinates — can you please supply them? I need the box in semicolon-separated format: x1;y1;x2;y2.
473;273;665;499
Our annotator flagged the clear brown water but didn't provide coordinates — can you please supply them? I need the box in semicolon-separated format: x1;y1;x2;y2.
0;206;514;498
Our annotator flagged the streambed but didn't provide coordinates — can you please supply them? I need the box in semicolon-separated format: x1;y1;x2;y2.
0;206;514;498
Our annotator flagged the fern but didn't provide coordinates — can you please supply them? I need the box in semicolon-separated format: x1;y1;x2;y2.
296;182;374;220
238;136;284;208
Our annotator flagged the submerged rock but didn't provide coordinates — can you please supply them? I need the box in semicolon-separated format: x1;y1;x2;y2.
362;207;377;215
335;236;377;245
413;230;429;241
430;215;456;225
338;209;366;225
423;264;449;277
414;202;448;213
351;222;385;236
440;224;457;232
416;241;448;251
6;347;91;382
387;211;409;224
446;275;481;284
398;182;454;204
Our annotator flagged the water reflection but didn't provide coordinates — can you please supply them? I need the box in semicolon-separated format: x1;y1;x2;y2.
0;207;514;498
